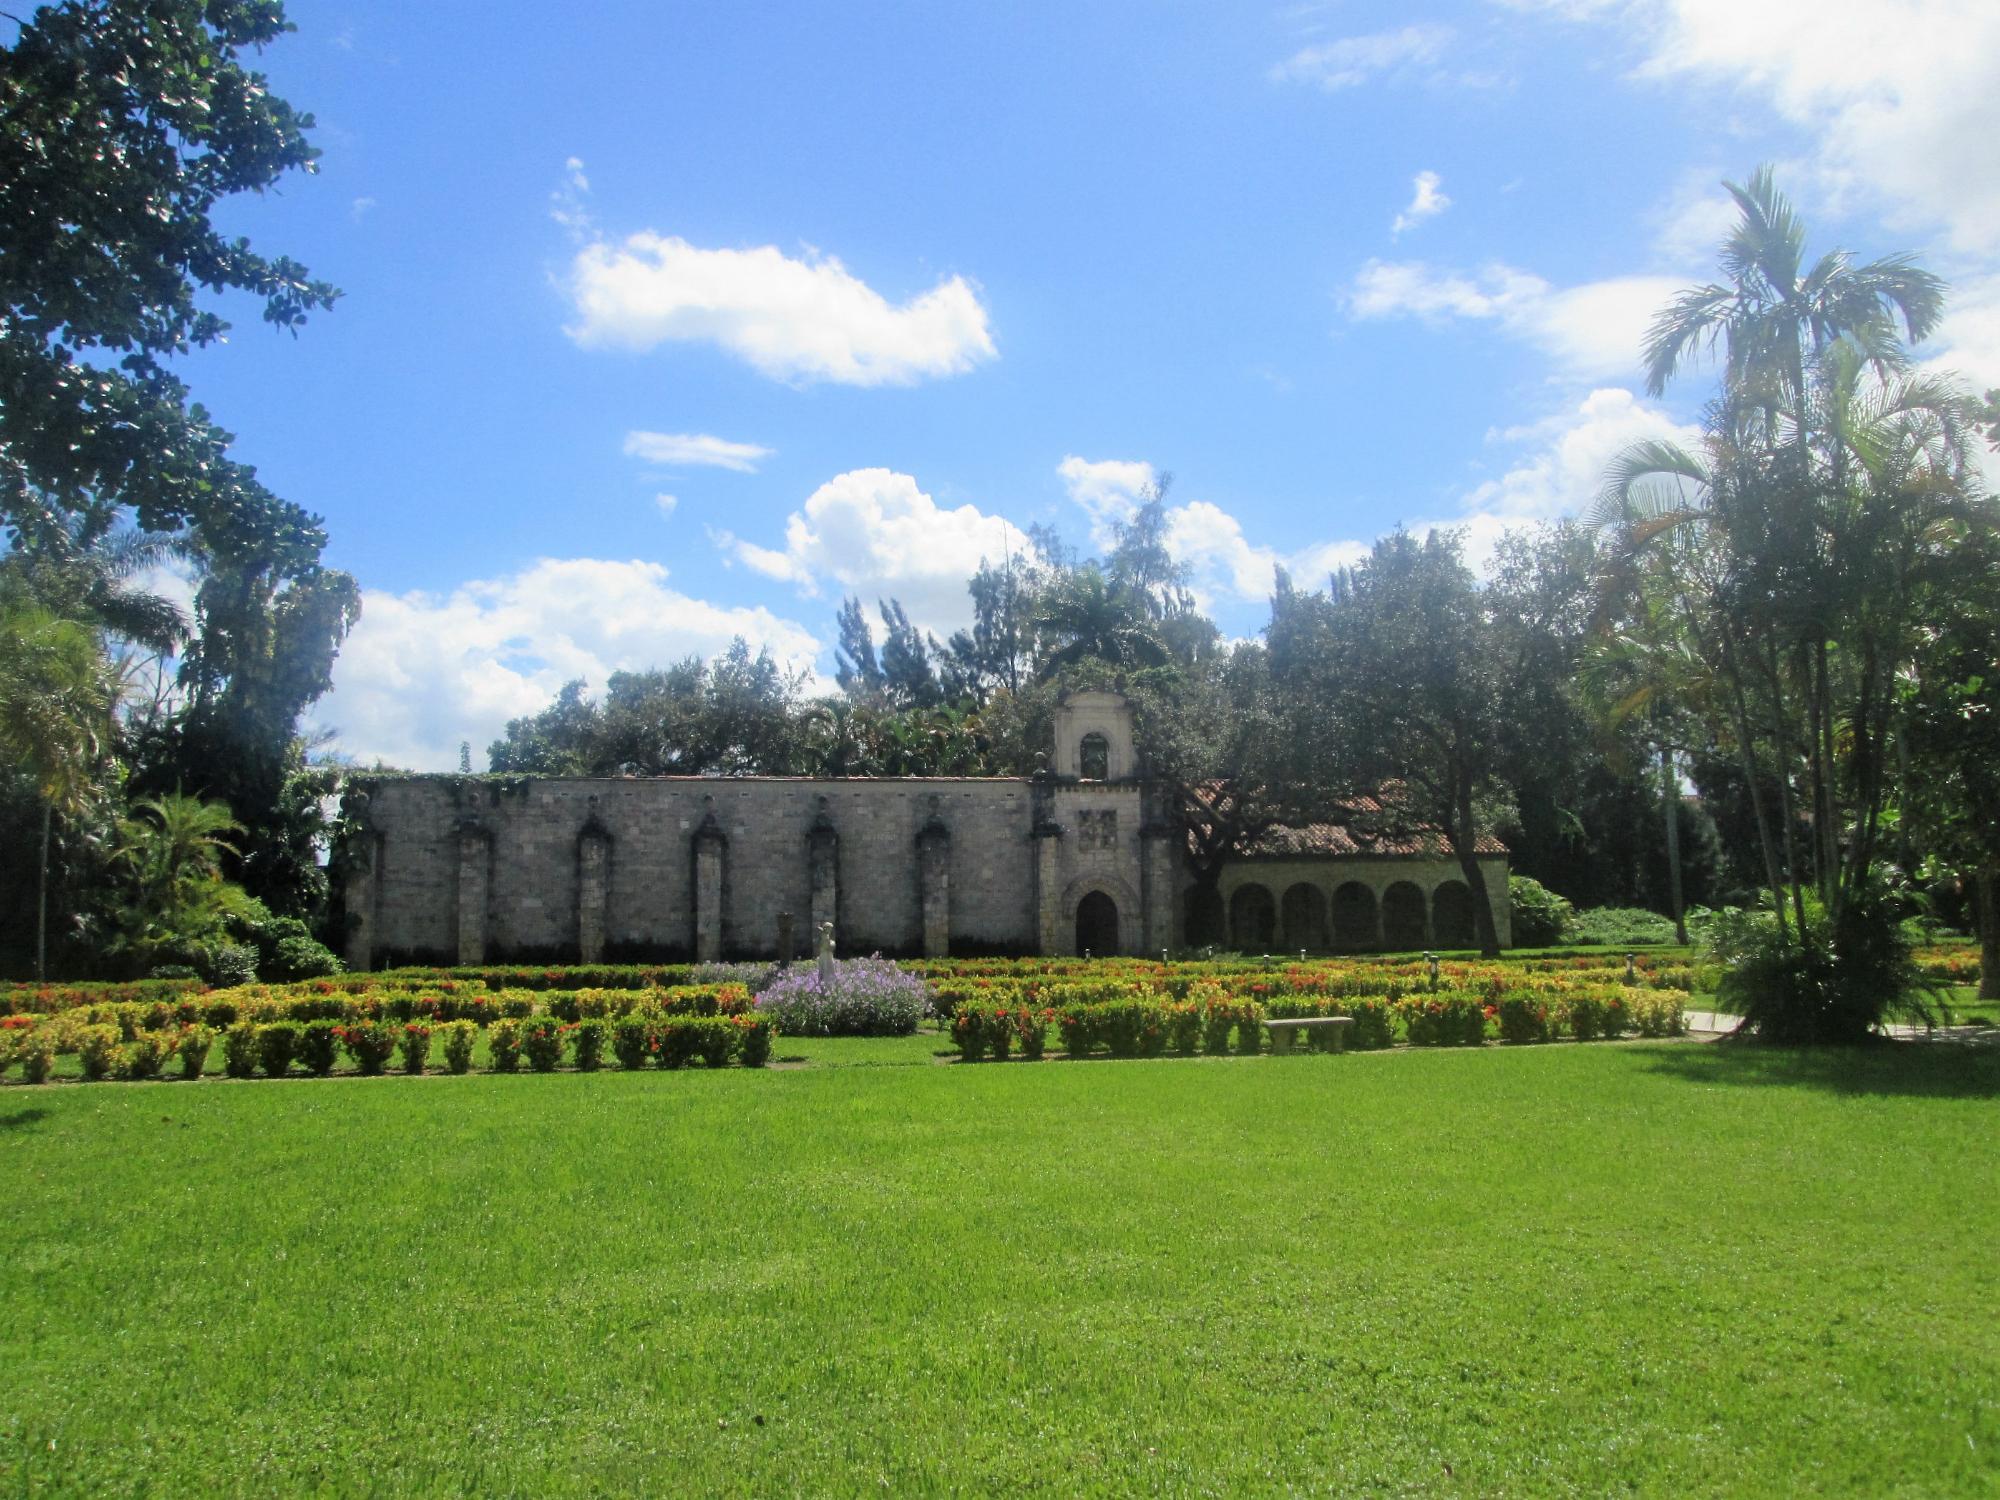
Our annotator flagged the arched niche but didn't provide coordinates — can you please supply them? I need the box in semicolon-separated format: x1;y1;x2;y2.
1230;882;1276;952
1075;890;1119;956
1382;881;1428;951
1432;880;1475;948
1332;881;1378;951
1281;883;1327;951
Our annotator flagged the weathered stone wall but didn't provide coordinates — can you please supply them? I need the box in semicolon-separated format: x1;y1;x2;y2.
348;775;1082;966
1216;855;1513;951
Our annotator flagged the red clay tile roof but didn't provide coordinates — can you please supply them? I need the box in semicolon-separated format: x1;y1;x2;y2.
1191;781;1508;858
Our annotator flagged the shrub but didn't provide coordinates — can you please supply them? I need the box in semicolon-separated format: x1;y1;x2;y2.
695;1019;735;1068
1567;907;1678;948
1166;1001;1202;1056
221;1021;260;1079
753;957;930;1036
256;1022;301;1077
1509;875;1575;948
569;1019;605;1071
1344;996;1394;1050
297;1020;341;1076
268;933;343;983
18;1032;54;1084
1495;992;1552;1044
115;1032;171;1080
1200;1001;1234;1055
76;1024;119;1081
1712;887;1931;1044
949;1007;988;1062
1630;990;1688;1037
172;1023;214;1079
1010;1007;1050;1061
733;1014;773;1068
201;943;260;988
521;1019;567;1072
438;1020;477;1074
1400;993;1487;1047
399;1022;434;1075
339;1020;399;1075
487;1018;523;1072
611;1017;653;1070
655;1018;701;1070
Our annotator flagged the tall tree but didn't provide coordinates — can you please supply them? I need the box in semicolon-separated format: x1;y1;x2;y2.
1;0;337;569
0;604;124;978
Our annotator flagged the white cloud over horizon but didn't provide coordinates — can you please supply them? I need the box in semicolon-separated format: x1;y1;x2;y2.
566;233;997;386
716;468;1033;636
311;559;821;771
1349;258;1683;381
623;430;772;472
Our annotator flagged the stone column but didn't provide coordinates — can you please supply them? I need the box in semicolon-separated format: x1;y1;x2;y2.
808;799;839;942
916;799;951;958
1140;819;1178;957
1032;818;1067;955
342;832;380;972
455;823;491;965
577;824;612;964
692;806;727;962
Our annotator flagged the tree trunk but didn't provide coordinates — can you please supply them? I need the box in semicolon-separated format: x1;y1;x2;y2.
1454;781;1501;959
1980;868;1999;1004
1661;743;1687;946
36;800;51;983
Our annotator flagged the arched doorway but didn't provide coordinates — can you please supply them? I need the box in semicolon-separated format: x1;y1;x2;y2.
1432;880;1475;948
1230;883;1276;952
1281;883;1327;951
1184;885;1224;948
1382;881;1427;951
1076;890;1119;956
1332;882;1378;951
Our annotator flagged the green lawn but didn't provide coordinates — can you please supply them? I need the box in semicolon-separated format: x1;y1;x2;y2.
5;1041;1997;1495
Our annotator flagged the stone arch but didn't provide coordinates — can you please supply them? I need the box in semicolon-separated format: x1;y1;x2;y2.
1230;882;1276;952
1281;882;1327;951
1079;732;1109;781
1432;879;1475;949
1382;880;1428;951
1075;890;1119;956
1061;874;1140;957
1184;885;1225;948
1331;881;1378;951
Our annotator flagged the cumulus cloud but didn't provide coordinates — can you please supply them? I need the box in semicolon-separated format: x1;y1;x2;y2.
654;493;678;516
1391;171;1451;236
565;234;996;386
310;559;821;771
1349;258;1683;380
1056;455;1158;546
1164;501;1369;605
623;430;771;472
1271;23;1454;90
716;469;1032;634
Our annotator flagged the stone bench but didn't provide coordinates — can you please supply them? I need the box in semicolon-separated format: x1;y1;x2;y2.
1263;1016;1355;1053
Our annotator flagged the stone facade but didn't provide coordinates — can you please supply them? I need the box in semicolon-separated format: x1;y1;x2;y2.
335;689;1509;968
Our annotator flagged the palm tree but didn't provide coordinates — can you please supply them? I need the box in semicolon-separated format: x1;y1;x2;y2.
111;794;248;964
1033;566;1169;680
0;605;125;978
1643;166;1946;419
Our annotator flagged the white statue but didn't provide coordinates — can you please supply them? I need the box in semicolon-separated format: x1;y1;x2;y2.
817;920;836;985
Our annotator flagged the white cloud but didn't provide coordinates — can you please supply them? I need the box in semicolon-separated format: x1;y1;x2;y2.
654;493;678;517
1271;23;1454;90
550;155;593;242
718;469;1032;634
310;559;821;771
1056;455;1158;546
1349;258;1683;380
623;430;771;473
350;196;377;222
1460;386;1701;525
1511;0;2000;257
1391;171;1451;236
1164;501;1369;605
565;234;996;386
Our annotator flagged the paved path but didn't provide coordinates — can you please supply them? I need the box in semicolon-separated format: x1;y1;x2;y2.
1684;1009;1999;1044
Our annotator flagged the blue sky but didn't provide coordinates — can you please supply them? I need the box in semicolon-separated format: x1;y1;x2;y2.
161;1;2000;768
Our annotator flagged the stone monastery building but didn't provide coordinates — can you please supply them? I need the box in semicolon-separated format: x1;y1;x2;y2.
336;691;1510;969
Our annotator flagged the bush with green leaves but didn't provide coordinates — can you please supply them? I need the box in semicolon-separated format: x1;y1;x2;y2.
487;1018;523;1073
1398;993;1488;1047
256;1022;301;1077
1566;907;1679;947
1509;875;1575;947
221;1021;260;1079
437;1020;477;1074
77;1024;120;1081
521;1019;566;1072
569;1019;605;1071
115;1032;171;1081
1711;886;1933;1044
297;1020;340;1076
398;1022;433;1075
18;1033;54;1084
338;1021;398;1076
733;1014;773;1068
